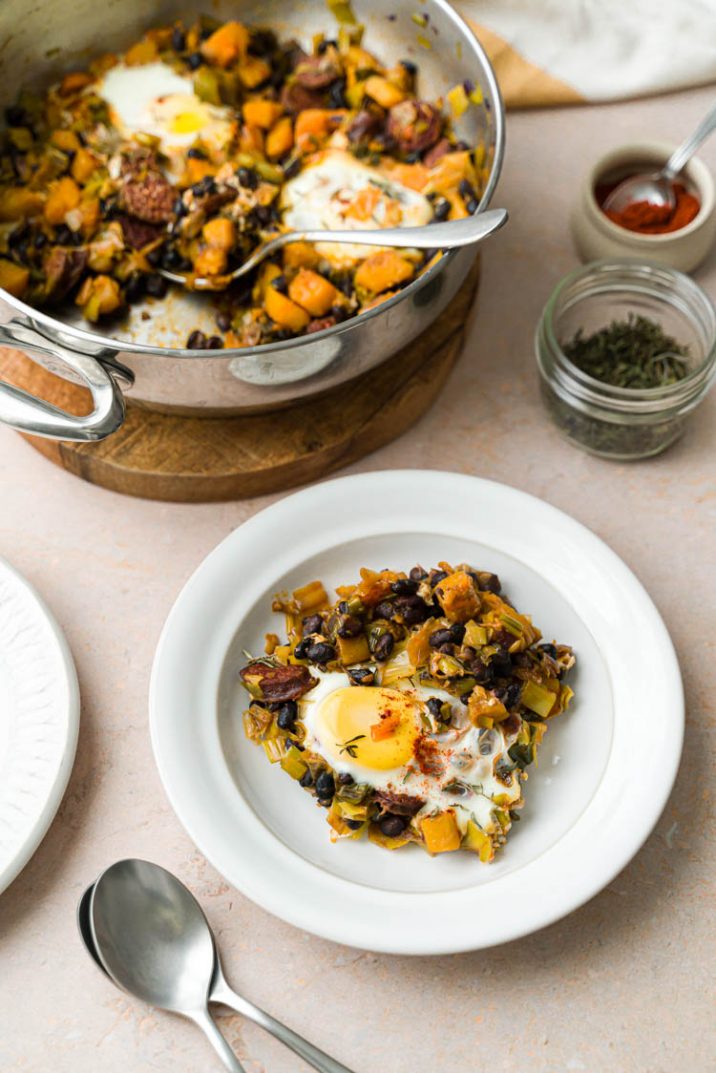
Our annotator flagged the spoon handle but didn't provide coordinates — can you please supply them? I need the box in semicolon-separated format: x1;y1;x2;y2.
282;206;508;251
190;1007;247;1073
212;977;356;1073
664;101;716;180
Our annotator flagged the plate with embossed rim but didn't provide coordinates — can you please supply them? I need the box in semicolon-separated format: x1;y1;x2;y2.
0;556;80;895
150;470;683;955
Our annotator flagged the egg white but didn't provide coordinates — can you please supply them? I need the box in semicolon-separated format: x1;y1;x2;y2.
97;62;234;166
281;148;433;268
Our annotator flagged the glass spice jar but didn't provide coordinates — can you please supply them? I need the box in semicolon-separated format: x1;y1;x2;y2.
535;260;716;460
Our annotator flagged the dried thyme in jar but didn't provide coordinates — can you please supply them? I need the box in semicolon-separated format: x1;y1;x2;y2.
536;261;716;460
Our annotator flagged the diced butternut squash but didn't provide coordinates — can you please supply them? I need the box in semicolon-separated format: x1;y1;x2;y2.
382;161;429;192
336;634;370;664
193;246;227;277
288;269;338;317
354;567;399;607
434;570;481;623
427;150;473;193
202;216;235;250
354;249;414;295
71;147;99;184
344;186;382;222
58;71;94;96
79;196;100;236
238;56;271;88
242;99;283;130
265;284;311;331
292;579;329;611
282;241;320;269
50;129;81;153
370;711;401;742
420;810;461;854
186;157;217;184
238;123;264;155
75;274;122;321
363;75;405;109
124;38;158;65
44;177;81;226
201;21;249;67
265;116;294;159
0;186;45;222
295;109;345;151
0;258;29;298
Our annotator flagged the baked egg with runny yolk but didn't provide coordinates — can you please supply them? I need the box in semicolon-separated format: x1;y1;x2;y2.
280;148;433;267
311;685;421;772
97;61;235;167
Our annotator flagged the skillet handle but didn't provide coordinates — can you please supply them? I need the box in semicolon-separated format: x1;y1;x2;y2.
0;319;126;441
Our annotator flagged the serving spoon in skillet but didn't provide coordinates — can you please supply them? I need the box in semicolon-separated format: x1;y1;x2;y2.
158;205;508;290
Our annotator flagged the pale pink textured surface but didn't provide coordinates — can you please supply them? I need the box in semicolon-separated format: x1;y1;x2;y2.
1;89;715;1073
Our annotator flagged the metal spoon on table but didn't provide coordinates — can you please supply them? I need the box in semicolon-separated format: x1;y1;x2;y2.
604;101;716;214
82;859;355;1073
159;206;508;290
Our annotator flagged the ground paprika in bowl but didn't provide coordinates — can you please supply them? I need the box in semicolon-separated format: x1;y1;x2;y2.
570;141;716;273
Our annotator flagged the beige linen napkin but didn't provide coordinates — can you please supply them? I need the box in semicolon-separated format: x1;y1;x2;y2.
456;0;716;107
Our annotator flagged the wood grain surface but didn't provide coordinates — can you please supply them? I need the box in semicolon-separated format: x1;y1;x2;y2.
0;261;479;501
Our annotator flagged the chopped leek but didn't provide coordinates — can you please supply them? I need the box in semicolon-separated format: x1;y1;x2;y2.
521;679;557;718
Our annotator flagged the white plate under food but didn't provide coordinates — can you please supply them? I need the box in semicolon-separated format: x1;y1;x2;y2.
150;471;683;955
0;557;79;894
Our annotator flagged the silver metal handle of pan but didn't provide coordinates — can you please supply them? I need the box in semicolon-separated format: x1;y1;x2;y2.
0;319;127;440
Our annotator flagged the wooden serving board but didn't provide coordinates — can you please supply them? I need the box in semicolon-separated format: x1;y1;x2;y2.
0;261;479;502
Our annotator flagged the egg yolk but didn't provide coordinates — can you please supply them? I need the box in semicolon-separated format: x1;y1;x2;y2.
314;686;420;771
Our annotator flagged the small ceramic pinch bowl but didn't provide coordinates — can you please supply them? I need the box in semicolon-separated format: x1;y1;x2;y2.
571;141;716;273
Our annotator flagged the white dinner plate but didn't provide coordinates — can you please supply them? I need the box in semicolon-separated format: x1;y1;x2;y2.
150;471;683;955
0;557;80;895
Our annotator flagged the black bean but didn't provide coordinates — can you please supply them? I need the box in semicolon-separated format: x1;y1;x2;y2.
466;198;480;215
206;335;223;349
237;166;258;189
187;51;203;70
317;38;338;54
34;232;47;249
379;814;406;837
299;770;313;787
539;642;558;659
215;311;232;332
253;204;272;225
426;697;443;718
373;633;394;661
409;566;428;581
429;628;453;648
302;613;323;635
502;683;522;709
192;176;217;197
404;151;421;164
431;198;451;223
293;638;311;659
400;59;418;76
346;818;363;830
449;622;466;644
438;643;455;656
490;649;512;677
315;771;335;799
395;595;430;625
54;224;72;245
328;78;348;108
337;615;363;638
373;600;396;620
124;273;145;303
459;178;477;202
172;195;188;217
276;701;298;730
146;246;163;266
4;105;27;126
145;274;168;298
337;772;354;785
171;26;186;51
187;146;207;160
470;659;495;687
348;667;375;686
249;29;278;56
429;569;448;587
391;578;418;596
161;246;183;269
270;273;288;294
187;329;208;349
306;641;336;664
291;740;305;751
329;304;349;323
